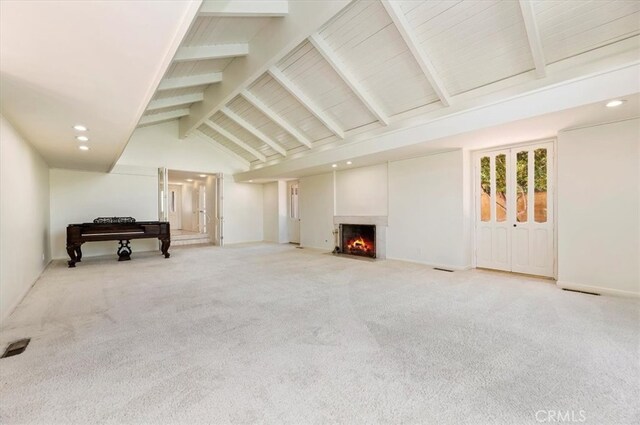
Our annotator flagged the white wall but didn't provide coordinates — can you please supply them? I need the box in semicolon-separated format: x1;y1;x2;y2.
1;115;50;323
335;164;388;216
118;120;263;245
557;118;640;296
387;150;470;269
49;168;158;259
263;182;279;243
299;173;335;250
180;183;194;231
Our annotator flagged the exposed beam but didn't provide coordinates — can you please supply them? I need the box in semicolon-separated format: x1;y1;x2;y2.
147;93;204;111
381;0;451;107
268;67;345;139
309;34;389;126
519;0;547;78
203;120;266;162
138;108;190;126
174;44;249;62
221;107;287;156
241;90;312;149
180;1;350;138
199;0;288;17
158;72;222;91
195;129;250;168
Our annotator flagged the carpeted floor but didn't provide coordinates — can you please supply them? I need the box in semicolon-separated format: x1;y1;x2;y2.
1;243;638;424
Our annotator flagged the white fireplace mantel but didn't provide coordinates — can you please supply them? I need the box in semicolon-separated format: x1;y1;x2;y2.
333;215;388;226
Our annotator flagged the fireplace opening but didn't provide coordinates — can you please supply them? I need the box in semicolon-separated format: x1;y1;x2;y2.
340;224;376;258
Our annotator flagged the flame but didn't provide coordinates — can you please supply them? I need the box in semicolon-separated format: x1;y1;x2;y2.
347;236;372;253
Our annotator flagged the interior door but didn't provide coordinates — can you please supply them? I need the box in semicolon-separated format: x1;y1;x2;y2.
168;184;182;230
475;142;554;277
287;182;300;244
198;184;207;234
158;167;168;222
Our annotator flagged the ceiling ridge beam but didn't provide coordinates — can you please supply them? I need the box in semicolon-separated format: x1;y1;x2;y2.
158;72;222;91
199;0;288;17
519;0;547;78
309;34;389;126
268;67;345;139
381;0;452;107
147;93;204;111
139;108;190;126
174;44;249;62
240;90;312;149
194;129;251;168
203;120;267;162
221;107;287;156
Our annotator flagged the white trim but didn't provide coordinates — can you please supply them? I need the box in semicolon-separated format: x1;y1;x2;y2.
174;44;249;61
386;257;473;271
268;67;345;139
309;34;389;125
147;93;204;111
381;0;451;106
198;0;288;17
557;281;640;298
158;72;222;91
519;0;546;78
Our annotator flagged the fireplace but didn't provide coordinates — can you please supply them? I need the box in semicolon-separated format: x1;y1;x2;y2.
340;224;376;258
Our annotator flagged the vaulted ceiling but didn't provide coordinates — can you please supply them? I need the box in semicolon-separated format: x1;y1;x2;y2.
139;0;640;172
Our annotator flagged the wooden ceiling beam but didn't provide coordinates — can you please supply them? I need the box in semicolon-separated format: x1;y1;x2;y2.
158;72;222;91
174;44;249;62
195;129;251;168
203;120;267;162
138;108;190;126
519;0;547;78
147;93;204;111
221;107;287;156
198;0;288;17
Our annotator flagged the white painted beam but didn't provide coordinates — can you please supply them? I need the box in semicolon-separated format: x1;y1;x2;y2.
158;72;222;91
309;34;389;126
195;129;251;168
268;67;345;139
174;44;249;62
519;0;547;78
381;0;452;107
203;120;266;162
180;1;350;138
241;90;312;148
147;93;204;111
221;107;287;156
139;108;190;126
199;0;288;17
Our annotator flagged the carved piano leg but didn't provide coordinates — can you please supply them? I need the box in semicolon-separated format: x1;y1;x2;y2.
160;238;171;258
117;240;132;261
66;245;77;268
75;245;83;262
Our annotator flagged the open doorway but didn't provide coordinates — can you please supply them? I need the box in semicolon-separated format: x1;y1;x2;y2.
159;169;223;246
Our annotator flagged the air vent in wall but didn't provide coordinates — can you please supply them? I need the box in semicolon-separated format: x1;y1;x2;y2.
1;338;31;358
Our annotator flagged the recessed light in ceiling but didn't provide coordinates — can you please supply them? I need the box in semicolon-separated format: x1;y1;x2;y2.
78;145;89;151
249;180;253;182
346;161;352;165
606;99;625;108
73;124;88;132
332;164;337;168
199;174;206;177
76;135;89;142
186;179;193;182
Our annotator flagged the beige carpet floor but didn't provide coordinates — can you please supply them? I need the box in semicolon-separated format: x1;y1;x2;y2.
1;243;638;424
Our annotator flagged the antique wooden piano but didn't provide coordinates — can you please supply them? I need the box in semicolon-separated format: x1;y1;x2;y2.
66;217;170;267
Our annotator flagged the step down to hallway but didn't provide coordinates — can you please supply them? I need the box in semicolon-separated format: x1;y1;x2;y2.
171;232;211;246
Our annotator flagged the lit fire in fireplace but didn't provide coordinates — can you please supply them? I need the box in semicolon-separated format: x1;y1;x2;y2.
346;236;373;254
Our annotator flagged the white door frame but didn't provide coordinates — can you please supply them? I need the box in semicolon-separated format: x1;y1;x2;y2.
471;138;558;279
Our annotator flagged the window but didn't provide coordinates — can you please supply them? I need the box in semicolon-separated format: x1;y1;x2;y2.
516;151;528;222
290;183;299;219
534;148;547;223
480;156;490;221
495;154;507;222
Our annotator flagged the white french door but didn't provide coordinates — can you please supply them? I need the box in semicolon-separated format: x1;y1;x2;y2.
475;142;554;278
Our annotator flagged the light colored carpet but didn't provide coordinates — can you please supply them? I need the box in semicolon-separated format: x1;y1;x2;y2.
1;243;638;425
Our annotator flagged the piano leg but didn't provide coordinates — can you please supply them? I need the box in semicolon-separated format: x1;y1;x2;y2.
118;240;132;261
66;245;78;268
160;238;171;258
75;245;82;262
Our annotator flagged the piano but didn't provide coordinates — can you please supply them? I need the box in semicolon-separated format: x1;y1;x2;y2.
66;217;170;268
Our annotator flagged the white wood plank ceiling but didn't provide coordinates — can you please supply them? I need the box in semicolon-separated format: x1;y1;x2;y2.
139;0;640;166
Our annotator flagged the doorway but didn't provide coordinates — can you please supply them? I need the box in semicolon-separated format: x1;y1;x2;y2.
474;141;555;277
287;181;300;244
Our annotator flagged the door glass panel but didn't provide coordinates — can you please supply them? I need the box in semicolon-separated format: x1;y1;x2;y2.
480;157;490;221
516;151;528;222
495;154;507;222
534;148;547;223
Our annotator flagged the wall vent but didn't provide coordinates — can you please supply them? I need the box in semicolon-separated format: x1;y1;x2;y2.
562;288;600;296
1;338;31;358
434;267;454;273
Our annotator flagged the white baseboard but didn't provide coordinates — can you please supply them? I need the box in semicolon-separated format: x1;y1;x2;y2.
386;256;472;271
556;281;640;298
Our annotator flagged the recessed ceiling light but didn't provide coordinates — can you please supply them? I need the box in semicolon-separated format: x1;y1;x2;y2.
332;164;337;168
73;124;88;132
199;174;206;177
76;135;89;142
249;180;253;182
186;179;193;182
346;161;352;165
606;99;625;108
78;145;89;151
